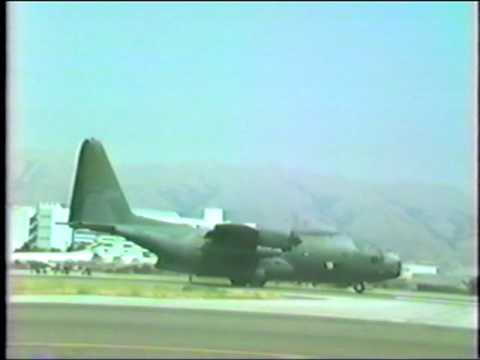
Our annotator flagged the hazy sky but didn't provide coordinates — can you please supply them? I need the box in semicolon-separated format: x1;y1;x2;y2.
8;2;475;192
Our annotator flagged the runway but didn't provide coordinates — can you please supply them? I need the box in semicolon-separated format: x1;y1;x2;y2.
7;302;477;358
8;270;478;329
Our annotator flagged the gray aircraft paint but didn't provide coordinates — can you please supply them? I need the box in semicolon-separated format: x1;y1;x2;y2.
67;139;401;292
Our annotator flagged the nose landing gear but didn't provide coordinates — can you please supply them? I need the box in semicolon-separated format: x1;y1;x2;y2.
353;282;365;294
250;279;267;288
230;278;248;287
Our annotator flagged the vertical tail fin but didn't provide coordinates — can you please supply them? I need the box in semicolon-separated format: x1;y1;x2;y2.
68;138;133;225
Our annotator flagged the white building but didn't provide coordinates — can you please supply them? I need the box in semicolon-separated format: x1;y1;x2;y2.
400;263;438;279
7;206;35;254
28;203;73;251
72;229;98;246
132;207;233;229
92;234;157;265
203;208;224;227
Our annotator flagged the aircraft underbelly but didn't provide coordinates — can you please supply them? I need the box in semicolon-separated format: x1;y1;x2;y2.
314;271;354;283
195;247;257;278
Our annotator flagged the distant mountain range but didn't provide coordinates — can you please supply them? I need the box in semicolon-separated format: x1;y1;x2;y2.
8;152;476;271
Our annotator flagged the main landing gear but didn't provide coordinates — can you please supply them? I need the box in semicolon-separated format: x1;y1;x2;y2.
353;282;365;294
250;279;267;288
230;279;248;287
229;278;266;288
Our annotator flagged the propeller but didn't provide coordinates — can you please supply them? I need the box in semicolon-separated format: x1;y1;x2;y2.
288;230;302;247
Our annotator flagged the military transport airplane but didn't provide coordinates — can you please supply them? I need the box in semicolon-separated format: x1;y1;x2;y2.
65;138;401;293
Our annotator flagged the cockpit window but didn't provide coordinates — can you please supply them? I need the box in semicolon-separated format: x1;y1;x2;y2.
370;255;380;264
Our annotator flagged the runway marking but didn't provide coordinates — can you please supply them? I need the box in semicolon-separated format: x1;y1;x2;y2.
8;341;307;358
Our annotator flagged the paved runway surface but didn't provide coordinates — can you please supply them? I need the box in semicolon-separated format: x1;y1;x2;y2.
9;271;478;329
7;302;477;358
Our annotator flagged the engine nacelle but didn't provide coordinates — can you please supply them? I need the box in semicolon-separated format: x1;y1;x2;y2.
205;224;302;251
256;257;295;280
257;230;301;251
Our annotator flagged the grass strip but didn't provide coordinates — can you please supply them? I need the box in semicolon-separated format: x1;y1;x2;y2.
10;277;280;300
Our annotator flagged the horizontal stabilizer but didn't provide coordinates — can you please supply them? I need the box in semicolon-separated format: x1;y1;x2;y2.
60;221;116;233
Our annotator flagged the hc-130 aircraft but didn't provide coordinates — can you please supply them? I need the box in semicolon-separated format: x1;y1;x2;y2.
64;139;401;293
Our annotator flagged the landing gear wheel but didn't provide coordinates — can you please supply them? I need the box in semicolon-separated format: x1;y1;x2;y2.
353;282;365;294
230;279;248;287
250;280;267;288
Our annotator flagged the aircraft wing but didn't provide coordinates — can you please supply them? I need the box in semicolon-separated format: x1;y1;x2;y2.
204;223;302;251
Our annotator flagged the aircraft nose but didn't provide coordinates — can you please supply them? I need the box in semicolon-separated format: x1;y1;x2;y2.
385;252;402;278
